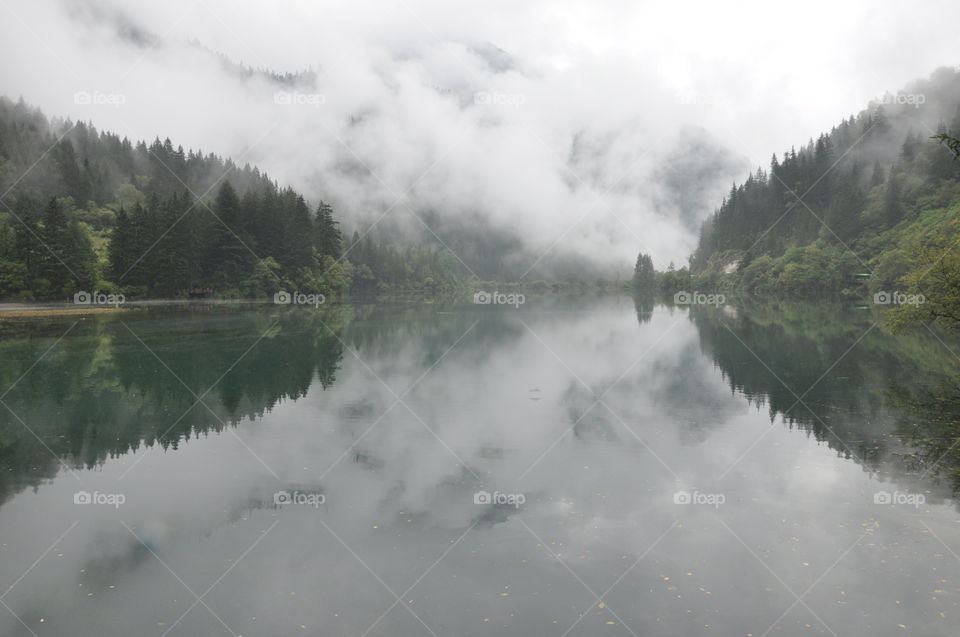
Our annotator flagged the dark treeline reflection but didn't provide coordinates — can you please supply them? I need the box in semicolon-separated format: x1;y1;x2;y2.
0;303;512;507
0;307;355;504
6;299;960;510
634;292;655;325
687;301;960;495
888;381;960;495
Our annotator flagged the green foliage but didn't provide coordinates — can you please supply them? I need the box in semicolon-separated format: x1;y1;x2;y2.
683;69;960;319
632;252;655;292
692;69;960;280
0;259;26;296
657;267;693;294
0;197;99;298
239;257;282;298
888;219;960;330
772;243;859;297
114;183;146;210
738;255;777;296
869;248;911;294
343;230;470;296
932;132;960;159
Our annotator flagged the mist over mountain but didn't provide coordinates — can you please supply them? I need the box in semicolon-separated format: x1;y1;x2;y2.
689;67;960;298
6;0;955;279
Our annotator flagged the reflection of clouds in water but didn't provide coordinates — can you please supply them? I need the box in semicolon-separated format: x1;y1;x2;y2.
3;301;960;635
267;303;702;519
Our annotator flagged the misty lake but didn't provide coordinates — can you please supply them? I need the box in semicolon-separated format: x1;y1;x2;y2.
1;297;960;636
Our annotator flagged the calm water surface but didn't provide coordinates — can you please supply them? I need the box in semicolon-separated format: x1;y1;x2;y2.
1;297;959;636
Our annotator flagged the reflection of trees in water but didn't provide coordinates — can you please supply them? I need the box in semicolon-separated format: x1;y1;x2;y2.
9;298;960;510
0;302;504;507
634;293;654;325
888;382;960;495
0;307;350;505
690;302;960;490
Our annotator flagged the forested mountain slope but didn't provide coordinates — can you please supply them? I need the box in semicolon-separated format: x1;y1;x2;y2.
0;97;466;299
689;67;960;298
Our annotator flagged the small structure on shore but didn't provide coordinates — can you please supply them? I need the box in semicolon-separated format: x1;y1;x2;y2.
187;287;214;299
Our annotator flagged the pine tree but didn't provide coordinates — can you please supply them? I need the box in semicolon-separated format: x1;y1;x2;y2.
314;201;342;259
632;252;655;292
60;220;97;291
121;202;151;287
12;197;43;284
205;181;253;286
52;139;85;201
870;105;890;137
151;192;196;295
870;161;885;187
39;197;70;287
110;207;135;283
824;176;864;242
883;170;904;227
900;130;921;163
284;194;315;271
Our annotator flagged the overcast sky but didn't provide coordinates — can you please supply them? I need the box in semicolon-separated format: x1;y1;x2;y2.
1;0;958;271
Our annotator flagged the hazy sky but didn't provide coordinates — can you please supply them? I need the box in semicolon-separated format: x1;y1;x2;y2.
1;0;958;271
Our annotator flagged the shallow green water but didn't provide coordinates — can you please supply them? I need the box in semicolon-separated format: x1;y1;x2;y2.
1;297;959;636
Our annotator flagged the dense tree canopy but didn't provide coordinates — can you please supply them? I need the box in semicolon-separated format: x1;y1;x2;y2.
0;96;466;299
682;68;960;302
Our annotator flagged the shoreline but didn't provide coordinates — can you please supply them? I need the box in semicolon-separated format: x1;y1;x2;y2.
0;305;131;318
